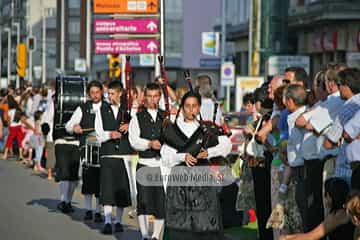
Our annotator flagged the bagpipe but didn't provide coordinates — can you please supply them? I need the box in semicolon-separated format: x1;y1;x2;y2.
157;56;171;119
121;55;133;124
161;69;229;165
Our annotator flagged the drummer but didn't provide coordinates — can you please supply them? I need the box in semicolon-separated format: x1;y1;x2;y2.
65;80;104;222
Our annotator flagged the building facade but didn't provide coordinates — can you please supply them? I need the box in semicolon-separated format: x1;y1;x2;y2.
71;0;222;86
288;0;360;74
224;0;360;78
0;0;57;87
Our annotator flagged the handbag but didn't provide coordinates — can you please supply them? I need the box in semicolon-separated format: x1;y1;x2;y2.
243;118;265;168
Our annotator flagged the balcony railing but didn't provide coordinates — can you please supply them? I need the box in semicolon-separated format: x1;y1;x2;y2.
288;0;360;27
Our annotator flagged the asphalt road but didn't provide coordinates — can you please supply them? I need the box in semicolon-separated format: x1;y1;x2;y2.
0;158;141;240
0;158;242;240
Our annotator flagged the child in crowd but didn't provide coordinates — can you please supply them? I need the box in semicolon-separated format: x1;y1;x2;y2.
30;111;46;172
3;95;33;160
242;93;259;125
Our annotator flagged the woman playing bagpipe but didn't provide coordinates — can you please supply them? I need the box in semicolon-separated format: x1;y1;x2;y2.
160;89;232;240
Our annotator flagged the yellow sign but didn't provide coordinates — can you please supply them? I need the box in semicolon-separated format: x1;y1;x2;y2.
239;78;262;89
94;0;159;14
236;76;264;110
17;43;27;78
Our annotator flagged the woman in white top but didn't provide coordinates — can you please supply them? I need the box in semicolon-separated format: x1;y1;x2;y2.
160;91;232;240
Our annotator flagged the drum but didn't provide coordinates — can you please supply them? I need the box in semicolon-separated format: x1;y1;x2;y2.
54;75;87;129
83;133;101;167
82;133;101;196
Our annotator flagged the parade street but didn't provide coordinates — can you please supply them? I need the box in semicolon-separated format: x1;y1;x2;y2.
0;158;141;240
0;158;242;240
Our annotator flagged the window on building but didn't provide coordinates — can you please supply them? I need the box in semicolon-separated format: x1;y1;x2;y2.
165;0;183;20
298;0;305;6
67;43;80;70
165;20;182;58
68;18;80;35
68;0;81;9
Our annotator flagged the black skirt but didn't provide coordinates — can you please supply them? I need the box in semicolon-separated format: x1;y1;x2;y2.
55;144;80;182
99;157;131;207
81;164;100;197
136;164;165;219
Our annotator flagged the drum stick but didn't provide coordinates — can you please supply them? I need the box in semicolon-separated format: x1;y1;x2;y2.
82;128;95;132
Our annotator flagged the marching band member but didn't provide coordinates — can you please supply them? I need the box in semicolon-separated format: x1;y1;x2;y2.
95;81;133;234
160;91;232;240
65;80;103;222
54;130;80;214
129;83;166;240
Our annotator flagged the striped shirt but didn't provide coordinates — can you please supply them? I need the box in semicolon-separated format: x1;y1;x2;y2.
326;93;360;182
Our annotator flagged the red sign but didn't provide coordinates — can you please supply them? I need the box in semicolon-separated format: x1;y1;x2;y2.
321;31;338;51
94;19;159;34
95;39;159;54
94;0;158;14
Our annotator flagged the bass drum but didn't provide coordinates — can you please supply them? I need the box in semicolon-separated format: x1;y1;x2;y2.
53;75;87;139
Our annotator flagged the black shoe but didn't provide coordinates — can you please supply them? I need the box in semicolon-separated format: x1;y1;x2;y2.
57;201;69;213
67;202;74;213
151;238;159;240
94;212;103;223
84;210;93;221
114;223;124;232
102;223;112;235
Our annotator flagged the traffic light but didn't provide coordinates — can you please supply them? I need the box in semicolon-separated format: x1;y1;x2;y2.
17;43;27;78
28;37;36;51
109;54;121;79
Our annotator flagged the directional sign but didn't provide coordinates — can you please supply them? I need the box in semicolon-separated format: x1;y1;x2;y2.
95;39;159;54
94;19;159;34
94;0;159;14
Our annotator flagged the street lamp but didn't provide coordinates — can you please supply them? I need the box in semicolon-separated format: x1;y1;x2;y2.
3;27;11;87
12;22;20;88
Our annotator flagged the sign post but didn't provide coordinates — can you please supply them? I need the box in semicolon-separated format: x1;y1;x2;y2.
221;62;235;112
93;0;161;78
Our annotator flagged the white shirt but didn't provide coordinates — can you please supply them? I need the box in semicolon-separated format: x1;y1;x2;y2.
303;91;343;133
287;106;307;167
128;108;161;167
41;98;55;142
25;98;33;117
200;98;222;125
344;111;360;163
65;102;102;134
346;139;360;163
95;103;119;144
160;115;232;168
344;110;360;139
8;109;21;126
30;94;42;117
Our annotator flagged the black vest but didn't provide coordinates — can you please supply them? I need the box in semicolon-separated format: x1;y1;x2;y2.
99;102;134;155
161;120;222;165
78;101;96;146
137;108;165;159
